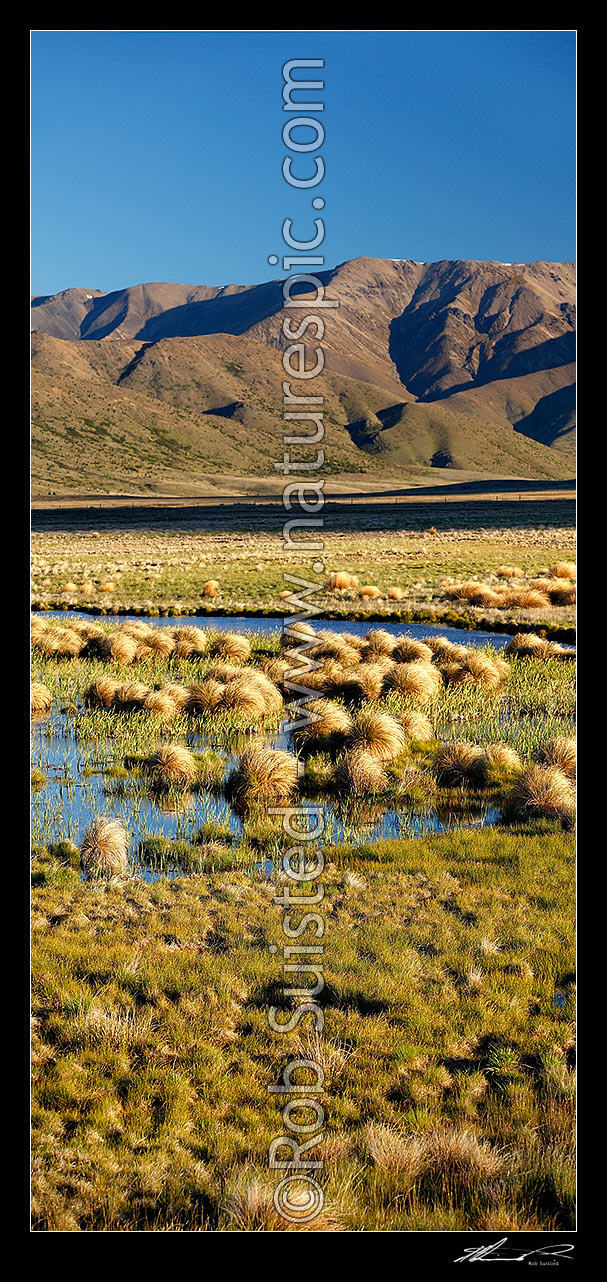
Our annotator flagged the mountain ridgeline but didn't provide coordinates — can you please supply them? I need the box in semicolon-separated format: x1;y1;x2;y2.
31;257;575;495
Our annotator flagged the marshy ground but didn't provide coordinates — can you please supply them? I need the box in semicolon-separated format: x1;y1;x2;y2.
31;495;575;637
31;605;576;1231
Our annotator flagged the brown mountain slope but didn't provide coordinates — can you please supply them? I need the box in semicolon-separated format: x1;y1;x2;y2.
31;257;575;494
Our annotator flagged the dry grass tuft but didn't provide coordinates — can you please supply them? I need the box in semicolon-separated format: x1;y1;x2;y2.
113;681;151;710
435;742;488;787
148;744;198;788
505;764;575;824
358;585;383;599
187;678;226;714
171;625;209;658
347;708;406;763
292;698;353;753
31;681;52;716
398;710;435;741
549;561;576;579
226;745;298;810
497;565;524;579
539;737;576;780
143;690;178;721
336;748;389;795
484;743;522;774
442;650;508;690
392;637;434;664
202;580;220;598
84;676;122;708
387;586;406;600
327;571;359;590
362;628;397;657
209;632;251;664
80;817;128;878
384;660;442;703
506;588;551;609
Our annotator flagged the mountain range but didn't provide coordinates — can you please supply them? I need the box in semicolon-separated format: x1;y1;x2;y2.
31;256;575;496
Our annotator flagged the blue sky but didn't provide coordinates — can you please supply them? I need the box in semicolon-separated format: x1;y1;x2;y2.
31;30;575;295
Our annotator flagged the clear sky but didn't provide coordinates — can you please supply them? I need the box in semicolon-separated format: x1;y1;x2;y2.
31;29;575;296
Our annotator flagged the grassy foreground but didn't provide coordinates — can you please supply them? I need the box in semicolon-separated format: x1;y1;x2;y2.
31;824;575;1232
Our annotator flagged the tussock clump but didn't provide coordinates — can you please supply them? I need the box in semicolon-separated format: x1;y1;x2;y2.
544;581;576;606
506;588;551;609
202;580;220;598
358;584;383;599
209;632;251;664
281;621;316;648
221;676;268;718
398;710;434;742
327;571;359;590
392;637;433;664
188;678;226;714
328;662;387;705
118;621;152;640
504;764;575;824
347;708;406;763
335;748;388;795
444;580;484;601
113;681;151;710
84;676;122;708
292;698;353;754
423;636;467;663
148;744;198;788
98;582;115;594
139;629;176;658
106;633;138;665
384;661;442;703
505;632;546;659
226;745;298;811
31;618;49;645
160;682;191;710
497;565;524;579
31;681;52;716
468;586;506;608
260;657;291;687
310;632;360;665
42;627;85;658
484;743;522;774
539;737;576;780
550;561;576;579
80;817;128;879
143;690;178;721
442;650;507;690
362;628;397;658
435;742;488;787
387;586;406;600
172;625;209;658
419;1126;503;1186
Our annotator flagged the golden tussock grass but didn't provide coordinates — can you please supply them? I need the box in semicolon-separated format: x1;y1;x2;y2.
505;764;575;824
226;745;298;810
221;676;269;718
80;817;128;878
209;632;251;663
310;632;361;665
202;580;220;598
435;742;488;787
113;681;151;710
392;637;433;664
484;743;522;773
347;708;406;763
143;690;178;721
335;748;389;795
506;588;551;609
187;678;226;714
328;661;388;705
539;737;576;780
106;633;138;665
550;561;576;579
171;625;209;658
160;682;191;709
497;565;524;579
138;630;176;658
442;650;508;690
423;636;468;662
31;681;52;716
358;584;383;600
387;586;406;600
148;744;198;788
384;660;442;702
362;628;397;657
84;676;122;708
292;697;353;752
327;571;359;590
281;620;316;647
98;582;115;594
399;709;435;741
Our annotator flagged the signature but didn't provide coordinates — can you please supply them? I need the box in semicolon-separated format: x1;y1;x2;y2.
454;1237;574;1262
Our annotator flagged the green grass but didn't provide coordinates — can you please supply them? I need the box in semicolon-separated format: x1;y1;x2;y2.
31;825;575;1232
